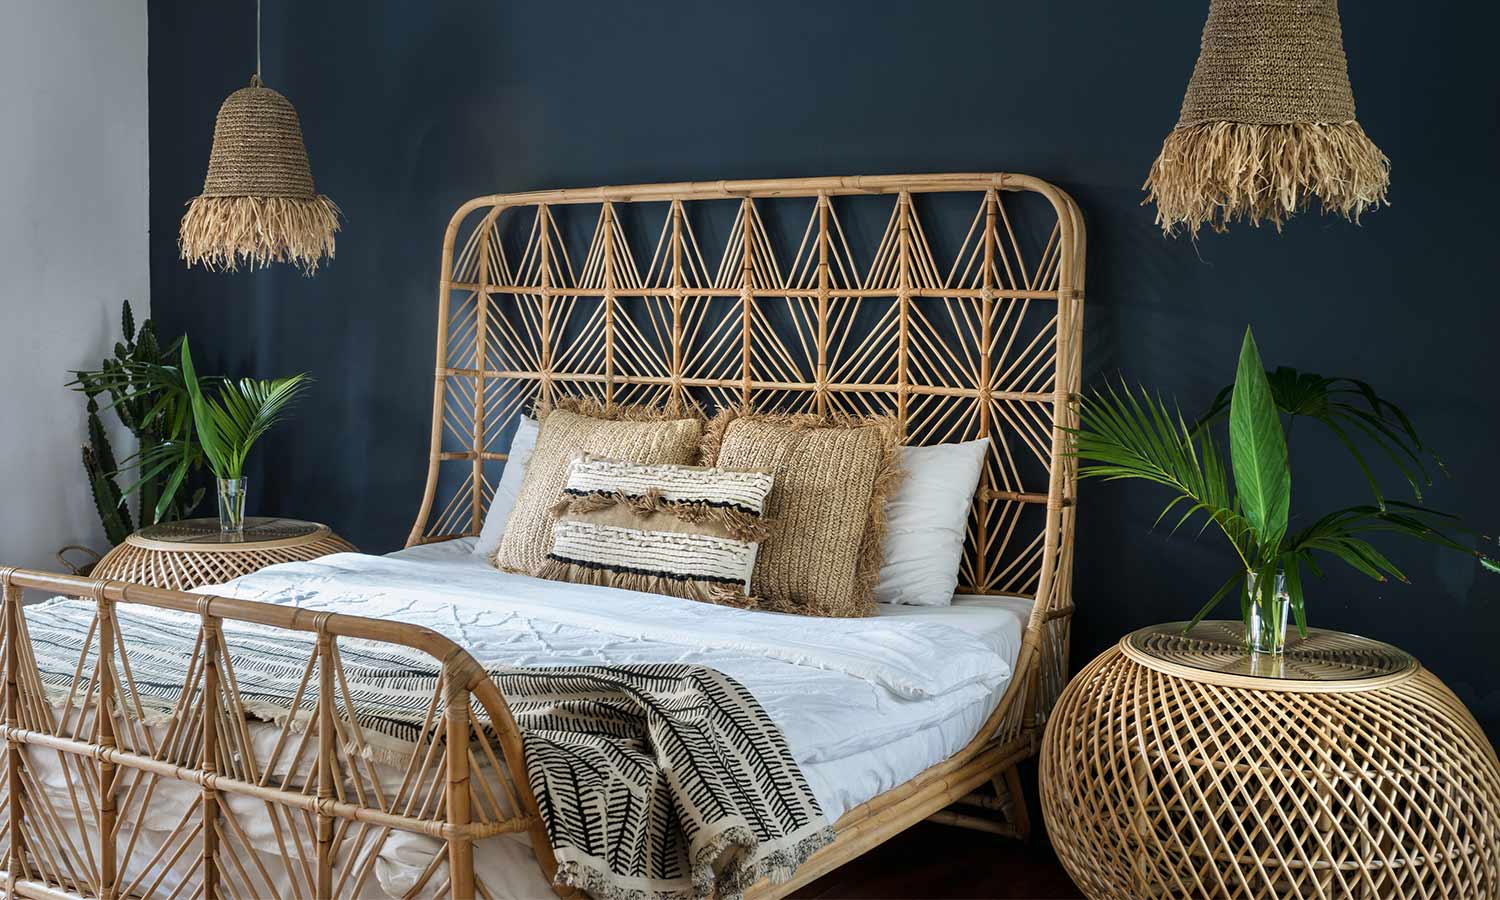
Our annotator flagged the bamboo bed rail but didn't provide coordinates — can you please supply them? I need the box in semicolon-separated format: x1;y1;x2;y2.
0;567;551;900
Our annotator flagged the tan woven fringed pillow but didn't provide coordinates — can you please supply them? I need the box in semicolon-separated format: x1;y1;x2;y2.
492;399;703;575
538;454;777;609
701;410;903;618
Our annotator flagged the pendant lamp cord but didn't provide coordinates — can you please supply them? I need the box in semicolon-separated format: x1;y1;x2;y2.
254;0;262;85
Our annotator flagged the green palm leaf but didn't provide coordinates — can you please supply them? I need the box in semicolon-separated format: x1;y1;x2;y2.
1071;381;1259;570
181;339;311;481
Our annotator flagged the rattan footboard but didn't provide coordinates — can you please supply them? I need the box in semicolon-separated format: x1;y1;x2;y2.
0;565;1065;900
0;567;552;900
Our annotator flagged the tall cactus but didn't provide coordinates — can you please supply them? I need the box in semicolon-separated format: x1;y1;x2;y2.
82;395;132;545
72;300;204;546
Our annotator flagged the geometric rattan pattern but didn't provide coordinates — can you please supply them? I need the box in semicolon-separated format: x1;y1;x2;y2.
92;518;355;591
407;173;1085;743
0;566;548;900
1041;642;1500;900
407;174;1084;613
1123;620;1417;689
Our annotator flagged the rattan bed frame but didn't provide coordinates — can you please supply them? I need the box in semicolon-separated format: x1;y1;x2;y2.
0;173;1082;900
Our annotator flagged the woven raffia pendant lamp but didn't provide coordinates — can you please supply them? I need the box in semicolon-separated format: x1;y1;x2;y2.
1144;0;1390;237
179;1;340;274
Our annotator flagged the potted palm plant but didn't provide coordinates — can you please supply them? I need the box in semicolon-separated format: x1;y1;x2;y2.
1072;327;1486;654
179;339;312;537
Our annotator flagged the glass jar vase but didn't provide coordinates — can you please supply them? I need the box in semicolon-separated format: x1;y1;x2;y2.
217;477;247;538
1244;569;1290;655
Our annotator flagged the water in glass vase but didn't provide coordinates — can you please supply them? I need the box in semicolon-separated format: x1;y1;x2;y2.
217;477;247;539
1244;569;1291;656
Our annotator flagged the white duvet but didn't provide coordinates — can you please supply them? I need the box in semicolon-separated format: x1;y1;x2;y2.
30;539;1029;898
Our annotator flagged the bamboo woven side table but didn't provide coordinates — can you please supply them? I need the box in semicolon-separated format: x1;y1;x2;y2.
92;517;356;591
1041;622;1500;900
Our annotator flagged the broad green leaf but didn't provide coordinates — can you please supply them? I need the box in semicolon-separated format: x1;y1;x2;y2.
1196;363;1441;507
182;339;233;477
1229;329;1290;555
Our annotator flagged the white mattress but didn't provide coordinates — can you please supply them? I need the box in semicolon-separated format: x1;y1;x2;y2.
29;538;1030;898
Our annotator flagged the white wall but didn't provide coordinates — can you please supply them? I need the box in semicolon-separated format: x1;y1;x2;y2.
0;1;148;570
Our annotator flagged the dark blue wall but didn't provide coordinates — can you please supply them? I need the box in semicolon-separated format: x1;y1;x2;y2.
148;1;1500;742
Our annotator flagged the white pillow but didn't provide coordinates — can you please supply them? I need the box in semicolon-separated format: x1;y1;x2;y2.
473;415;539;558
873;438;989;606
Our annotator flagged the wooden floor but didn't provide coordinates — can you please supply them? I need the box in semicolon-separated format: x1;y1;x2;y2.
791;822;1082;899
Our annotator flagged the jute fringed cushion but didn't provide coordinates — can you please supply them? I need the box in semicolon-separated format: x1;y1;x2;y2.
538;455;777;609
702;411;903;618
492;399;703;575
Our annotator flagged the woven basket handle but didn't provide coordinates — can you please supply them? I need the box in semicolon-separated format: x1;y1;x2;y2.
55;545;102;577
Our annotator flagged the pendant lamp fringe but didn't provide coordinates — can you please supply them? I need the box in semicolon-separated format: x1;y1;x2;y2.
1144;120;1390;238
179;194;341;275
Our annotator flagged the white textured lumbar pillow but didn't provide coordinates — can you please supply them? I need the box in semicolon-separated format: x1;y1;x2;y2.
874;438;990;606
537;454;775;608
472;415;540;558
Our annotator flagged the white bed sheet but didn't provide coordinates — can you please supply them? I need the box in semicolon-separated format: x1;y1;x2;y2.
391;537;1031;821
29;538;1030;898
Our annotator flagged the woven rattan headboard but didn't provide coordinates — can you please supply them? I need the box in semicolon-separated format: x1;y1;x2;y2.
409;174;1083;614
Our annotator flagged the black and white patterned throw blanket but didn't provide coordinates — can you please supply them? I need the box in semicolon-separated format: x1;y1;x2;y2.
22;599;834;900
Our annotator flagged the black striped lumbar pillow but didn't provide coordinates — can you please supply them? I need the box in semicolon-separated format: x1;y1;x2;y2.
535;454;781;610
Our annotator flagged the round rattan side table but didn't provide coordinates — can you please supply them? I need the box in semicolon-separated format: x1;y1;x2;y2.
1040;621;1500;900
92;517;356;591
